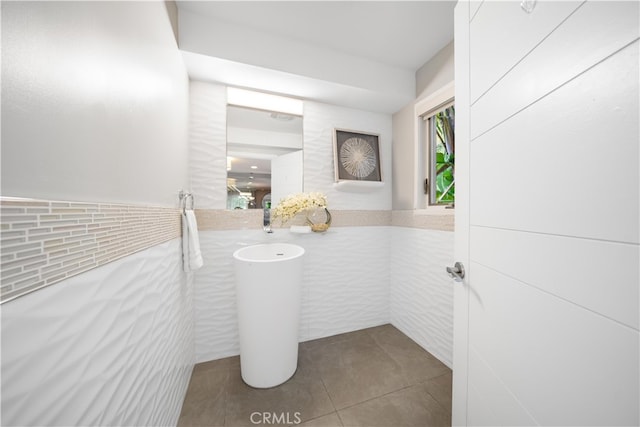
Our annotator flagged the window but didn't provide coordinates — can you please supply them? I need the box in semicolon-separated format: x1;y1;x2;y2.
424;103;455;206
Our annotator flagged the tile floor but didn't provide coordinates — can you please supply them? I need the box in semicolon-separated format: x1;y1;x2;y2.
178;324;452;427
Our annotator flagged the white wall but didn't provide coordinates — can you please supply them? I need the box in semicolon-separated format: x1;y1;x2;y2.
1;1;189;207
188;80;395;362
416;41;454;101
178;7;415;113
194;229;391;362
388;34;456;368
0;3;194;426
227;127;302;151
1;240;194;427
188;81;227;209
271;150;304;207
392;103;417;210
303;101;392;210
187;79;455;370
187;68;453;372
392;40;455;210
390;227;454;368
188;80;393;211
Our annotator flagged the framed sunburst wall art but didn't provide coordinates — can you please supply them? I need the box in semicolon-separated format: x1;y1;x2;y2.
333;129;382;182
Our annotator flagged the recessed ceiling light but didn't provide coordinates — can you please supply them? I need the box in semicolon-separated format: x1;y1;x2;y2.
250;165;258;169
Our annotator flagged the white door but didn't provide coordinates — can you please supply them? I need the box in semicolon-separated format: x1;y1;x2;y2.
453;1;639;425
271;150;303;208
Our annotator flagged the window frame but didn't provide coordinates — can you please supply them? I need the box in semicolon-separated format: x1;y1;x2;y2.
413;81;455;212
425;102;455;206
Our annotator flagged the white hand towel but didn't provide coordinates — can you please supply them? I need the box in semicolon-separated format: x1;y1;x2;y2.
182;210;203;272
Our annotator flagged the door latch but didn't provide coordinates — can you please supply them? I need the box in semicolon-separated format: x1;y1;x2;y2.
446;262;465;281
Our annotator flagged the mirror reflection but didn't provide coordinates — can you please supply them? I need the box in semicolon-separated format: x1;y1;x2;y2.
226;106;303;210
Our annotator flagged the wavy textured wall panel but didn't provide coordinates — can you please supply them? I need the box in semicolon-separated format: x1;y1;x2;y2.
300;227;391;339
194;228;391;363
1;240;194;427
188;81;227;209
186;81;454;369
303;101;393;211
188;82;393;212
193;230;241;362
390;227;454;367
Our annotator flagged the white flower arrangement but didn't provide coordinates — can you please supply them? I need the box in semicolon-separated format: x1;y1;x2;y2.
272;192;328;224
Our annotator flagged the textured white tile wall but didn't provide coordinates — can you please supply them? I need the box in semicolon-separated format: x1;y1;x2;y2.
390;227;454;368
187;81;454;368
1;239;194;427
193;230;240;362
188;81;227;209
193;228;391;363
303;101;393;210
187;81;393;211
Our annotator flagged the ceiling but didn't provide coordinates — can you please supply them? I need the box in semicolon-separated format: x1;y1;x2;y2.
176;1;455;114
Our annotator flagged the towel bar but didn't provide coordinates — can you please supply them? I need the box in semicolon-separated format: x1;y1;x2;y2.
178;190;195;212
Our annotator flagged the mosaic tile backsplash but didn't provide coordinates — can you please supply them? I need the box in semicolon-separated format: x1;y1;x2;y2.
0;198;181;303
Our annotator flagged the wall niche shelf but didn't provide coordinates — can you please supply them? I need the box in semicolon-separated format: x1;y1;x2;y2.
333;181;384;193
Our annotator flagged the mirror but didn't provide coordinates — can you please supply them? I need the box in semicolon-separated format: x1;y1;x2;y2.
226;105;303;210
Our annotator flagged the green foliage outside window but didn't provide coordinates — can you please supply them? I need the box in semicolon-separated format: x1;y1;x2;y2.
432;106;455;204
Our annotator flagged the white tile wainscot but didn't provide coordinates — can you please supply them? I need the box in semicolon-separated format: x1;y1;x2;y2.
1;239;194;427
390;226;455;368
193;227;391;363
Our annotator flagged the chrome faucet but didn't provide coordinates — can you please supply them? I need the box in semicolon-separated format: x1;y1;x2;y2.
263;202;273;233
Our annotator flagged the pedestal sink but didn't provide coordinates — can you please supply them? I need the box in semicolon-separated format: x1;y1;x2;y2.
233;243;305;388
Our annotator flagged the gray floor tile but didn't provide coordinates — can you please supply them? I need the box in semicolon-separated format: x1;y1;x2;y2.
304;331;409;410
178;357;238;427
367;324;451;385
300;328;372;352
223;353;334;426
184;357;239;403
178;397;226;427
299;412;344;427
338;384;450;427
179;324;453;427
423;372;452;412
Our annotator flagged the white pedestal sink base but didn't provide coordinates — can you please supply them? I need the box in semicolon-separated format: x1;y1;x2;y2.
234;243;304;388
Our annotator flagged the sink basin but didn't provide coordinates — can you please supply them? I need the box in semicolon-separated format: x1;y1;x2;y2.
233;242;305;263
233;243;305;388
